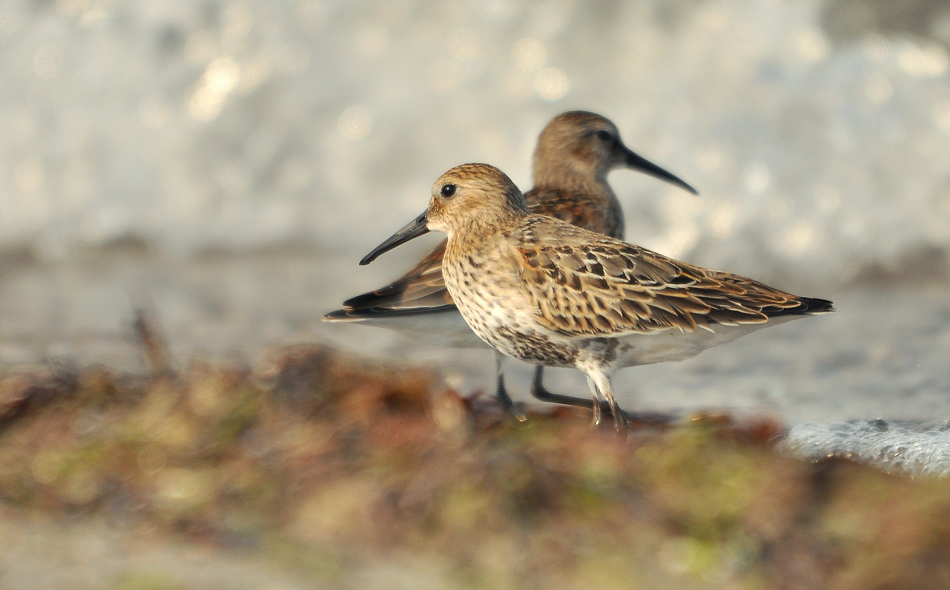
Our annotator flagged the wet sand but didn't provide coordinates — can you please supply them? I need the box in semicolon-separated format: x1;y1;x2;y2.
1;252;947;425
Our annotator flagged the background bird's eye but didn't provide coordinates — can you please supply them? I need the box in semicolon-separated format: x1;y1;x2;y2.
441;184;457;198
595;130;612;142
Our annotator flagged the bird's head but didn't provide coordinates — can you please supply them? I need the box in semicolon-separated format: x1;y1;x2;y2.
360;164;527;265
534;111;697;195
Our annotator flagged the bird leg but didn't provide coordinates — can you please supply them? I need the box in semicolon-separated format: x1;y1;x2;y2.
493;351;514;410
591;385;602;427
586;370;627;432
531;366;616;417
493;352;527;420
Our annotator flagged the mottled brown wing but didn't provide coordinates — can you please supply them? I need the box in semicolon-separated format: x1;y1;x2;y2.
341;240;455;312
525;187;624;239
515;216;831;337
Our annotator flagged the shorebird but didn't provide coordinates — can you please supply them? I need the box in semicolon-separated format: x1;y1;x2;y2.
359;163;833;430
325;112;697;414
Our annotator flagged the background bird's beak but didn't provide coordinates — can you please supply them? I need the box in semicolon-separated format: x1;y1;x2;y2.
623;146;699;195
360;210;430;265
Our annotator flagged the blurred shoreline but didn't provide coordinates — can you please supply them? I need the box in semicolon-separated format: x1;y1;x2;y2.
3;0;950;587
0;249;947;425
2;0;949;288
2;340;950;590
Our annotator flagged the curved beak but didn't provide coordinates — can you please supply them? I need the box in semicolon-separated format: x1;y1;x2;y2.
359;210;430;266
623;147;699;196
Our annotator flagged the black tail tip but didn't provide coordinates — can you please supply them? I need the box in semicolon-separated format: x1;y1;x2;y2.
343;286;398;309
800;297;835;314
322;308;352;322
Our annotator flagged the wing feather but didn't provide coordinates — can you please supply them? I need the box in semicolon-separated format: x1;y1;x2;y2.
513;216;830;337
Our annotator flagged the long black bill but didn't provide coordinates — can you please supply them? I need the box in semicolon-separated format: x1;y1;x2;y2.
359;210;430;266
624;147;699;195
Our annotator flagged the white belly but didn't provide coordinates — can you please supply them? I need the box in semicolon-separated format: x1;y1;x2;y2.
612;317;800;368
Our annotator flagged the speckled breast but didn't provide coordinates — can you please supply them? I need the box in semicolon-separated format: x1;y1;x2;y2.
442;256;580;367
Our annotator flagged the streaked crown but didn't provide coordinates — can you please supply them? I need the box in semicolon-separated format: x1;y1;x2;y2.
427;164;529;236
533;111;628;184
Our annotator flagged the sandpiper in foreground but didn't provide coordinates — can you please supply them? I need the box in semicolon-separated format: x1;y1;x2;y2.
360;164;833;430
325;112;697;413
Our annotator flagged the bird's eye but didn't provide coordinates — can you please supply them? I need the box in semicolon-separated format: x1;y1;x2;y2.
441;184;457;198
595;130;612;142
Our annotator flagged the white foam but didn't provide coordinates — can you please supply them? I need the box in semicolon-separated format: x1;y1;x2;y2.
0;1;947;288
782;419;950;477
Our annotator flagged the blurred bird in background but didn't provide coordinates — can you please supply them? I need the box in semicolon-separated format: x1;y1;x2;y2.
326;111;697;415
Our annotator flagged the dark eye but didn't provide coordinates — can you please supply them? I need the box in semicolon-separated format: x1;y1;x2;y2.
595;130;612;142
441;184;457;198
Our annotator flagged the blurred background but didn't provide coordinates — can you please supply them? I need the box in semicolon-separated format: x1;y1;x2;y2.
1;0;950;421
4;2;950;588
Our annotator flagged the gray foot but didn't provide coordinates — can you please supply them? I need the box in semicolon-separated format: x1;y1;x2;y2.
609;398;628;432
495;371;514;410
495;372;527;421
531;366;618;421
530;366;674;429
